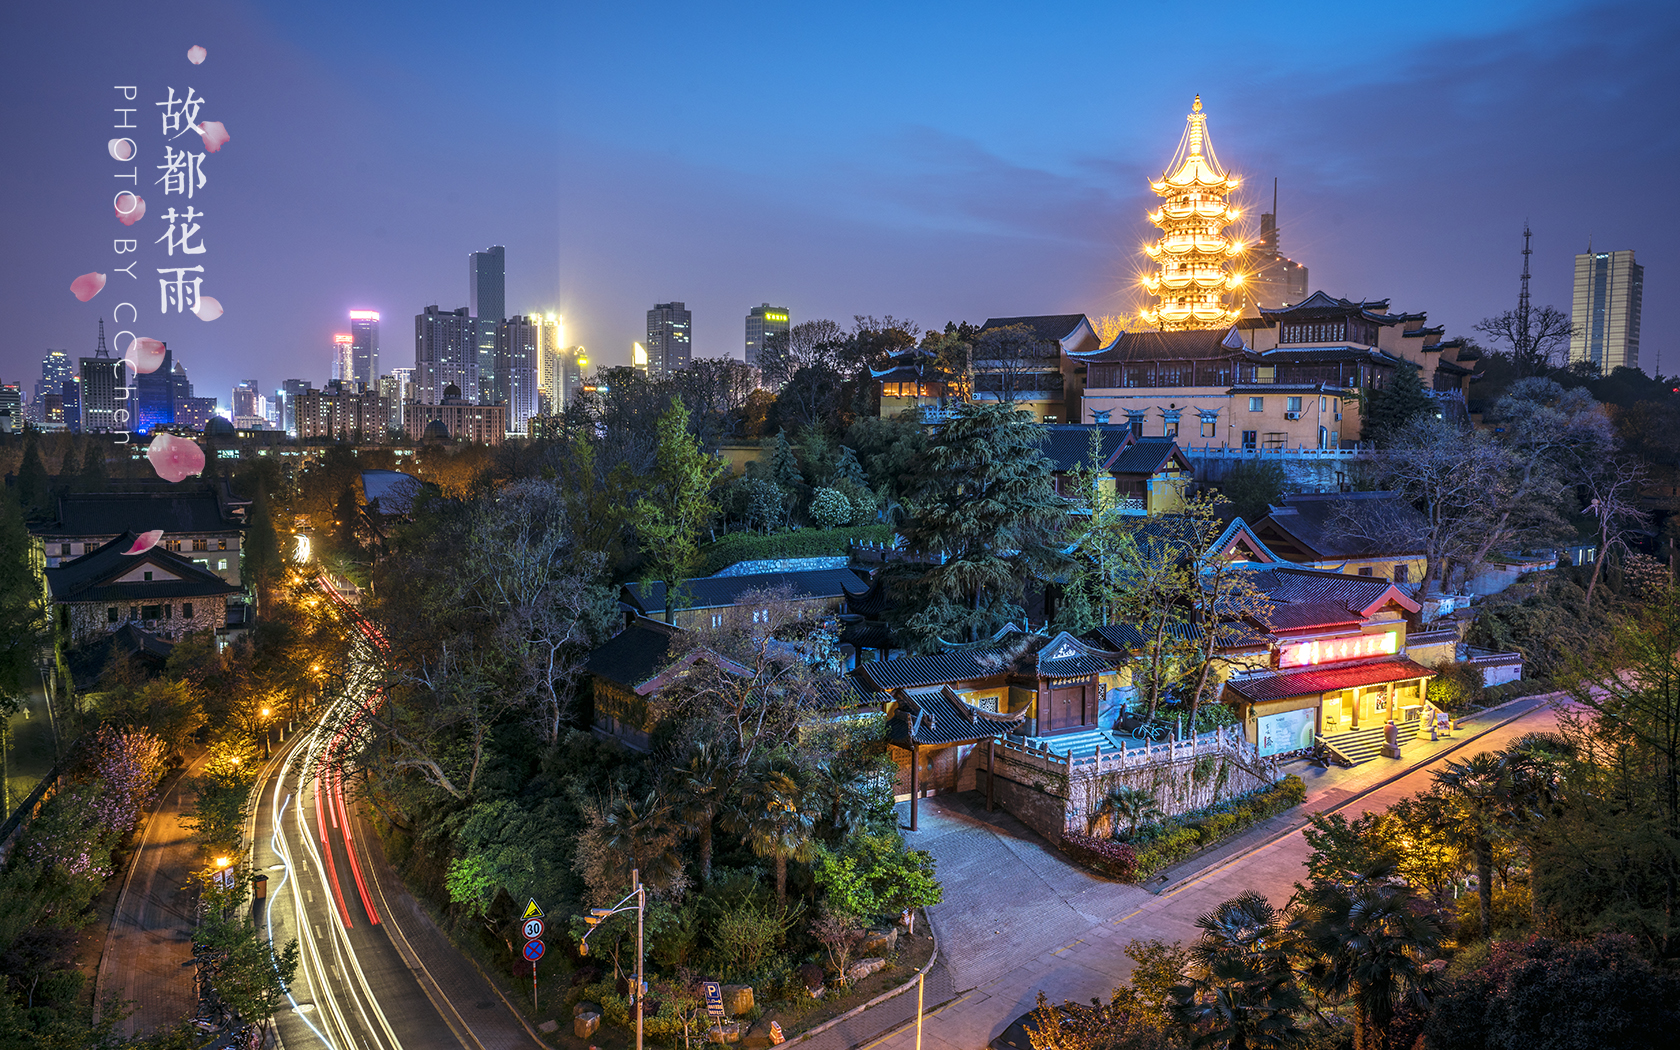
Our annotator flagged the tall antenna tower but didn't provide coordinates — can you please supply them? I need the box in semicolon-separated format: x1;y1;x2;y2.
1517;224;1533;360
95;317;109;357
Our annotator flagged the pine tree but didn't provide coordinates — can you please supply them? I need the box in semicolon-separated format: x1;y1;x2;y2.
634;397;726;622
0;489;48;711
77;437;109;492
14;429;49;516
768;429;804;524
891;403;1067;646
833;445;868;487
1361;363;1434;448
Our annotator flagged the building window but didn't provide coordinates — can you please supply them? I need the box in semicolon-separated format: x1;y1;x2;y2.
218;559;228;570
194;538;207;551
218;538;227;550
107;606;119;622
1201;417;1217;438
164;604;173;619
1320;396;1327;412
143;571;153;581
711;614;723;628
60;543;71;556
142;605;161;620
1394;564;1409;583
1286;396;1303;413
1358;567;1373;577
1241;429;1257;450
183;603;194;619
1248;397;1264;412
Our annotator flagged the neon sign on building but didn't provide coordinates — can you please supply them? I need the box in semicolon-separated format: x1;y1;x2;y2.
1279;631;1397;669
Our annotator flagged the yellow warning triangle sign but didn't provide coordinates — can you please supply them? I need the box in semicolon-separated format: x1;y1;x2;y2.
522;899;544;920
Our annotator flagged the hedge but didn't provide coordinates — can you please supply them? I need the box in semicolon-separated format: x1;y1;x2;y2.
1124;775;1307;881
1060;834;1137;880
1483;679;1555;704
697;526;894;576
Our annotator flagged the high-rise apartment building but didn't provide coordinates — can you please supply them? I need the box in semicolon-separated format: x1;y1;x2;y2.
278;379;314;435
294;386;393;441
646;302;692;378
79;321;121;433
35;350;73;404
379;368;414;432
745;304;789;371
1570;249;1643;372
350;311;380;385
231;380;264;428
498;316;542;433
415;305;478;405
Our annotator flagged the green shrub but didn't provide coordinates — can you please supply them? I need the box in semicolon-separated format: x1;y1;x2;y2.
1126;775;1307;881
697;525;892;575
1429;661;1486;712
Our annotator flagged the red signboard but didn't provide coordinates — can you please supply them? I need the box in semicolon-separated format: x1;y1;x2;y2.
1279;631;1397;669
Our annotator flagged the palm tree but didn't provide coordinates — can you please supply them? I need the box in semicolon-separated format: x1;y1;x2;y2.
599;789;684;894
666;740;734;883
1432;752;1513;940
805;752;877;842
1500;733;1574;924
1291;862;1442;1050
1169;892;1307;1050
1090;785;1163;838
727;760;817;905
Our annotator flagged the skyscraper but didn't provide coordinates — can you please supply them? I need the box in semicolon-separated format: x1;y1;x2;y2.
278;379;314;435
415;305;477;405
469;246;506;322
378;368;414;432
646;302;692;378
134;342;175;433
1246;181;1309;311
350;310;380;385
498;316;541;433
35;350;73;405
745;304;789;371
332;334;354;383
1570;249;1643;372
232;380;262;426
79;320;121;433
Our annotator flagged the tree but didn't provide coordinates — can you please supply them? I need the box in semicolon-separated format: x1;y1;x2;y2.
75;437;108;492
196;872;300;1046
0;493;47;718
1361;363;1434;447
761;319;845;387
1218;460;1286;523
1433;752;1514;941
728;760;817;906
666;740;734;883
891;402;1067;647
635;397;726;622
1169;892;1307;1050
774;365;844;432
1579;457;1649;607
244;483;283;608
809;488;852;529
972;324;1056;404
1474;304;1575;377
1089;786;1162;839
1290;862;1442;1050
14;429;49;516
812;831;941;920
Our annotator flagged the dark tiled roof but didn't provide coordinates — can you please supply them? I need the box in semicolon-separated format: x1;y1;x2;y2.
40;489;242;537
859;630;1120;691
585;618;681;689
1403;325;1447;339
1109;438;1189;475
840;621;898;650
887;685;1028;747
1071;328;1240;363
1260;601;1366;632
1250;566;1418;615
1084;620;1267;654
44;533;239;604
1041;425;1132;472
978;315;1091;345
66;623;176;690
1257;346;1406;365
1224;657;1435;702
624;567;870;616
1257;492;1428;560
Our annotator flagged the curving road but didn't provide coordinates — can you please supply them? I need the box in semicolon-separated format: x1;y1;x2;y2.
249;581;540;1050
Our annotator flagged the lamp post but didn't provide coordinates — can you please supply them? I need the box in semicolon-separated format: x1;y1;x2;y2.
580;869;645;1050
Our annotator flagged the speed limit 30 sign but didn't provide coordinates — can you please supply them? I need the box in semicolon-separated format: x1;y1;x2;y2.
522;917;544;940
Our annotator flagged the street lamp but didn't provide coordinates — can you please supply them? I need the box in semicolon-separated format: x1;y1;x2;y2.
579;869;645;1050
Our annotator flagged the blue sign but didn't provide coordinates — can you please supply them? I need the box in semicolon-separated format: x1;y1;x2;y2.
522;939;545;963
703;981;724;1018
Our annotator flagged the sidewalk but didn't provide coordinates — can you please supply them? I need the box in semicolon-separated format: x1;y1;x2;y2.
811;693;1560;1050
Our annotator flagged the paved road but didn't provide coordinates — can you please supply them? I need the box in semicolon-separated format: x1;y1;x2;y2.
256;582;542;1050
854;697;1563;1050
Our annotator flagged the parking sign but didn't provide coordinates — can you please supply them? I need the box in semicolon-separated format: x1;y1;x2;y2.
702;981;724;1018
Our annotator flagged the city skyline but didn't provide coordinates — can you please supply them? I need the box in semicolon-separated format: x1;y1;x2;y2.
3;0;1677;398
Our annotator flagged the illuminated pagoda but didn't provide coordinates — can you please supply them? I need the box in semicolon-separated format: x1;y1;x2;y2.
1140;96;1246;330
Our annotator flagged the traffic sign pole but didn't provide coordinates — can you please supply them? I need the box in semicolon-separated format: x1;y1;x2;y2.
521;900;545;1014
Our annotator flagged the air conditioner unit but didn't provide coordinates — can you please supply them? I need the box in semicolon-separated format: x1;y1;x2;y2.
1284;411;1301;420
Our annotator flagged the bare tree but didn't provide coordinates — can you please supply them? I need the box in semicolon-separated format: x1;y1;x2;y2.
1581;458;1651;607
761;319;845;387
1474;304;1575;376
973;324;1060;405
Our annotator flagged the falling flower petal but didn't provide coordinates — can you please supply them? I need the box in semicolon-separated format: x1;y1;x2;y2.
187;45;206;64
115;192;146;226
198;121;229;152
193;296;223;321
146;433;205;483
125;530;165;555
124;337;167;375
108;138;135;161
71;272;106;302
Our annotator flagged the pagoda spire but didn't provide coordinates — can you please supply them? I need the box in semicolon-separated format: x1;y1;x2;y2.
1139;96;1246;331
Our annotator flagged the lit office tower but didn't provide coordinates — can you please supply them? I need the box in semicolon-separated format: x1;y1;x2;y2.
532;314;564;410
379;368;414;431
332;334;354;383
232;381;262;427
278;379;314;435
35;350;73;405
646;302;692;378
350;310;380;385
79;319;121;433
1570;249;1643;372
744;304;789;371
498;316;541;433
134;342;175;433
415;305;478;405
470;247;506;404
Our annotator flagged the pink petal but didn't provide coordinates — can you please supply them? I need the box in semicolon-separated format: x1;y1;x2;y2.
146;433;206;484
115;192;146;226
125;530;165;555
71;272;106;302
193;295;223;321
187;45;206;65
124;337;167;375
108;138;135;161
199;121;229;152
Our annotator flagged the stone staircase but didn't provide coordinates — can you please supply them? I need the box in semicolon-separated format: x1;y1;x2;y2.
1317;720;1422;766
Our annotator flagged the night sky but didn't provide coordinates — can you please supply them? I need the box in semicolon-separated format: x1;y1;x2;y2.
3;1;1675;404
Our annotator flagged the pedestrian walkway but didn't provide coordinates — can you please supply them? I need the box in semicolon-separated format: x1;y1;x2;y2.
811;693;1559;1050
